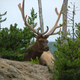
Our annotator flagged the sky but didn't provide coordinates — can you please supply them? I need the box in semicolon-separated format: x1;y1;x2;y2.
0;0;80;42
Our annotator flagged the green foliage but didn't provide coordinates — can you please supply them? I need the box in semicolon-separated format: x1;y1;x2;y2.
27;7;37;43
47;65;53;73
30;56;39;65
0;50;24;61
51;29;80;80
0;23;33;61
28;7;37;28
75;23;80;39
0;8;37;61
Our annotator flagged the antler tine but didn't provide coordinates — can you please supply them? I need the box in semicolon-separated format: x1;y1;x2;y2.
18;0;37;34
42;26;49;35
55;8;59;15
45;4;63;36
51;28;61;35
37;26;49;35
18;0;49;35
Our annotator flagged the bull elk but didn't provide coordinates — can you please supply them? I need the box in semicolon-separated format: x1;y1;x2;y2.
18;0;63;61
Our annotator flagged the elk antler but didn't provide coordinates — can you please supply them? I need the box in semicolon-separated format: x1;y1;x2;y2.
18;0;49;35
45;4;63;36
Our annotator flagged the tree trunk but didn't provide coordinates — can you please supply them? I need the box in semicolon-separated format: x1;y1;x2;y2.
38;0;44;32
62;0;68;40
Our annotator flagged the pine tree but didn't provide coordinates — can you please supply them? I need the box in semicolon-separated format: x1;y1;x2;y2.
52;25;80;80
0;8;37;61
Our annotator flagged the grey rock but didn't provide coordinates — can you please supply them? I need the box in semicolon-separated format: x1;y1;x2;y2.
0;58;53;80
0;75;4;80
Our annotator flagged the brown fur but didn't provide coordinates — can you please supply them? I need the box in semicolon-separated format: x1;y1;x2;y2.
24;36;49;61
40;51;55;66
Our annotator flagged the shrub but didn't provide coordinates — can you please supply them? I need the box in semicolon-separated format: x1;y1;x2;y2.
52;37;80;80
0;8;37;61
0;24;33;61
30;56;39;65
51;23;80;80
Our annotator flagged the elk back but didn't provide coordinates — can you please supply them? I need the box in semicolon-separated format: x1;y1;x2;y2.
39;51;55;66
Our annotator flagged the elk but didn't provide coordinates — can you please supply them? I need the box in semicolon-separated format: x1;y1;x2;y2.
40;51;55;66
18;0;63;61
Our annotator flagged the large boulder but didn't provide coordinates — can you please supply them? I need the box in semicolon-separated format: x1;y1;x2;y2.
0;58;53;80
40;51;55;66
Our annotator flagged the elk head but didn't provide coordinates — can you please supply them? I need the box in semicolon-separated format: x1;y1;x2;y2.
18;0;63;52
35;35;49;51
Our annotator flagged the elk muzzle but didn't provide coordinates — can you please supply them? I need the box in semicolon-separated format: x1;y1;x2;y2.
44;46;49;51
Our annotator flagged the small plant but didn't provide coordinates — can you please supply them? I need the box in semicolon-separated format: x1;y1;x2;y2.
47;65;53;73
30;56;39;65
